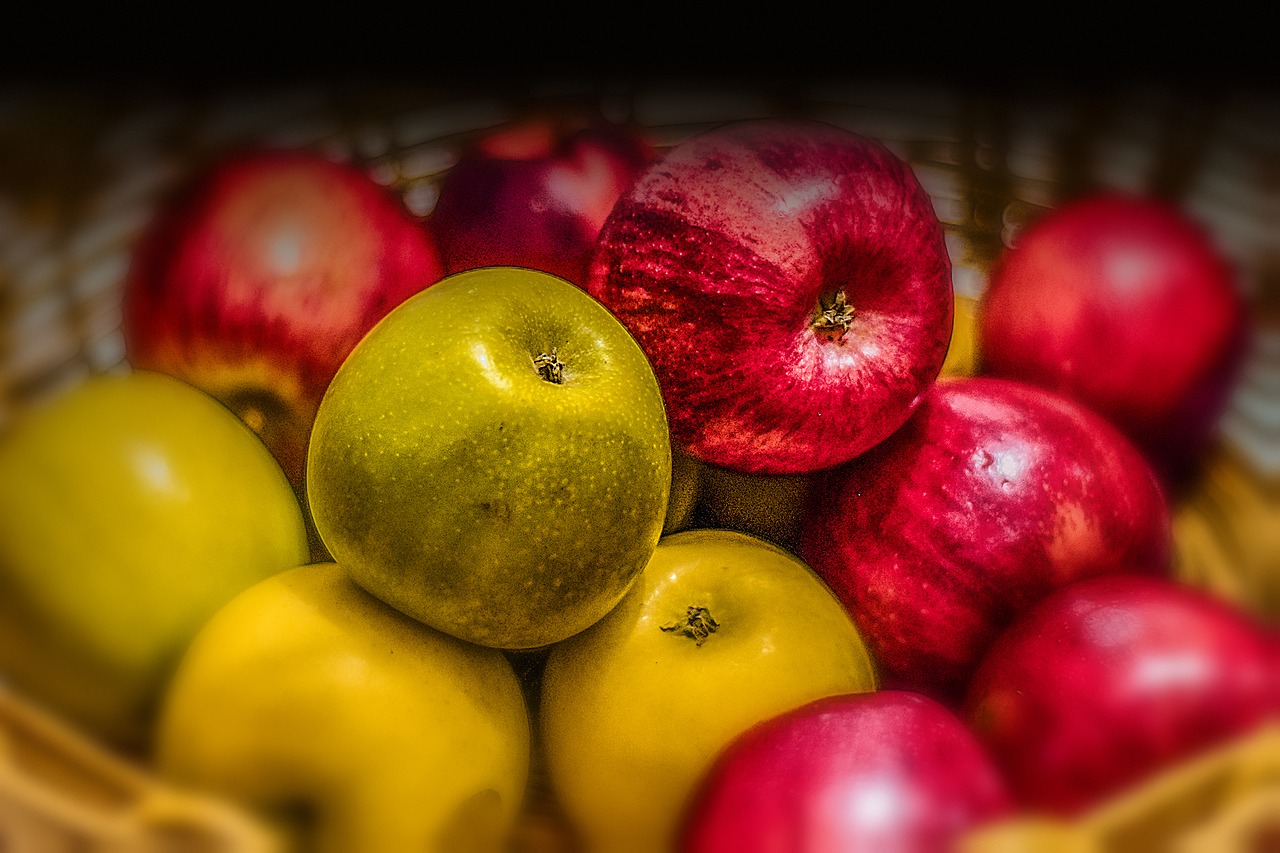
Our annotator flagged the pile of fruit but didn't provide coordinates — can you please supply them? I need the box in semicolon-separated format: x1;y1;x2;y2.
0;103;1275;853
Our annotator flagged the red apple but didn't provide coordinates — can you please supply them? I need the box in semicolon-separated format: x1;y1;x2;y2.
121;146;445;497
584;118;953;476
798;376;1173;703
961;573;1278;816
978;191;1249;489
678;689;1014;853
429;114;657;286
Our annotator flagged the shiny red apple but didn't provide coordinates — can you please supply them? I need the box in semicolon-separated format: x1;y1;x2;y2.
962;573;1278;816
678;690;1014;853
121;146;445;497
429;114;656;286
978;191;1249;489
584;118;954;475
798;376;1173;703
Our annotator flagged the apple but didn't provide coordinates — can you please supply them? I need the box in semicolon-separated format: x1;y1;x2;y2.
677;689;1014;853
153;561;531;852
429;113;657;286
798;376;1173;704
0;370;309;749
696;464;816;551
539;529;878;853
306;266;671;650
977;191;1249;490
664;444;704;536
584;118;954;476
961;573;1278;816
120;146;446;507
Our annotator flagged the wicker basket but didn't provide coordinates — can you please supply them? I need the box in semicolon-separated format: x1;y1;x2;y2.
2;78;1278;852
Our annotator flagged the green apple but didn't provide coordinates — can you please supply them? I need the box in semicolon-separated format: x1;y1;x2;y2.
0;371;309;749
154;561;531;853
306;266;671;650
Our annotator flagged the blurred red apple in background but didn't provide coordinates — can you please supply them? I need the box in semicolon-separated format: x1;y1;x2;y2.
585;118;954;476
429;114;656;286
678;689;1014;853
798;376;1173;703
977;191;1249;490
962;573;1278;816
121;147;446;505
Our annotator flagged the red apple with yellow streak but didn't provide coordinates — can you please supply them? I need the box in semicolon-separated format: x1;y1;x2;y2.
122;146;445;503
585;118;954;476
799;376;1173;703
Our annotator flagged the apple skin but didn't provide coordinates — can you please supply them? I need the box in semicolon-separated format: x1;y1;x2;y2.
977;191;1249;489
0;371;309;750
678;690;1014;853
306;266;671;650
696;464;817;551
584;118;954;475
539;529;878;853
121;146;446;499
961;573;1278;816
798;376;1173;704
154;561;531;853
429;114;657;286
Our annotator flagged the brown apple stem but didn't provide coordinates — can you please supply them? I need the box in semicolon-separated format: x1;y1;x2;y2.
533;348;565;384
661;605;720;646
812;289;855;343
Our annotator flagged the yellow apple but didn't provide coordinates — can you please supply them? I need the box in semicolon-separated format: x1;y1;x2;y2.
0;370;309;749
539;529;879;853
153;561;531;853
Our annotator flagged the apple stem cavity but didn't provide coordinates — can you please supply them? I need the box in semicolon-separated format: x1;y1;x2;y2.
812;290;855;344
661;605;720;646
533;347;566;384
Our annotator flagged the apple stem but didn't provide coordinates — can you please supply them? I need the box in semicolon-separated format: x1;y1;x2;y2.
533;348;565;384
661;605;720;646
812;290;855;343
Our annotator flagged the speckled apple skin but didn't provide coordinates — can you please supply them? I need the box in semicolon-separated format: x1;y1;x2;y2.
962;574;1278;816
678;690;1013;853
798;376;1173;703
122;148;445;488
978;192;1248;488
585;119;953;475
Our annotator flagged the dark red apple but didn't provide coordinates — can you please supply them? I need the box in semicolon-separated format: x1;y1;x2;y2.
584;119;954;476
962;573;1278;816
429;114;656;286
678;689;1014;853
798;376;1173;703
978;191;1249;490
121;146;445;497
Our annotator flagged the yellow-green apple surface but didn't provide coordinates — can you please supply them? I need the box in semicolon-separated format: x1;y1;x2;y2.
154;561;531;853
0;371;309;749
539;529;879;853
697;465;816;550
307;266;671;650
663;445;704;535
